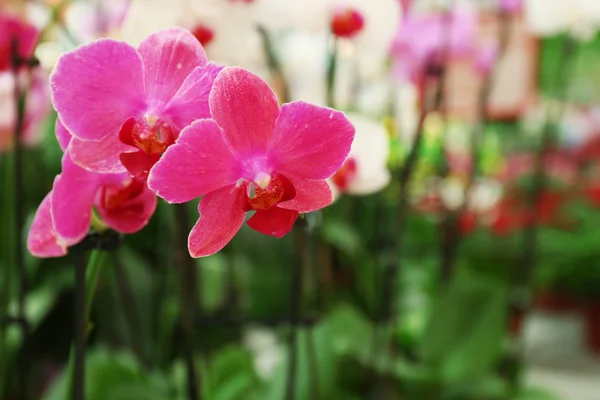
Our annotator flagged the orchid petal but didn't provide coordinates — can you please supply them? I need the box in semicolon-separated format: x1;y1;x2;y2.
96;181;157;233
246;207;298;238
209;67;279;155
278;178;333;213
55;118;71;151
27;193;69;258
148;119;240;203
51;154;100;242
138;28;207;106
188;185;246;257
162;63;224;131
268;101;355;180
69;133;134;174
50;38;146;141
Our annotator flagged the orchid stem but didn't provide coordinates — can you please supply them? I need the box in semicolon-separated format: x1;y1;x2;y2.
440;10;514;284
67;249;107;400
326;36;338;109
516;36;576;304
285;218;307;400
11;36;32;399
173;204;200;400
257;25;290;104
0;154;14;398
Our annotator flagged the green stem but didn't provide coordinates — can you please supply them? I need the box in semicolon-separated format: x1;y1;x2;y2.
66;249;107;400
0;154;15;398
326;36;338;109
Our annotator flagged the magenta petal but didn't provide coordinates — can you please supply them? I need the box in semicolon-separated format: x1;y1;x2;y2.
69;133;134;173
96;182;157;234
163;63;224;131
268;101;355;180
27;193;69;258
278;179;333;213
246;207;298;238
188;185;246;257
51;154;100;241
50;38;146;141
138;28;207;106
0;15;39;71
209;67;280;155
148;119;240;203
55;118;72;151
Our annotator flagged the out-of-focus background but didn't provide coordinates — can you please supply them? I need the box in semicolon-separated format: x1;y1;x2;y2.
2;0;600;399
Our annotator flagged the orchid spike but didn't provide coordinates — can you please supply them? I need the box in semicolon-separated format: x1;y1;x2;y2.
148;67;354;257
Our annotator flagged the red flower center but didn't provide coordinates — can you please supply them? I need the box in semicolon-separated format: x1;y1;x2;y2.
191;25;215;46
118;117;177;180
330;7;365;38
99;178;145;211
331;158;357;191
243;173;296;211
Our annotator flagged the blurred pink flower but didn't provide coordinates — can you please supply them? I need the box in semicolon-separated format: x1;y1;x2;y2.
499;0;522;14
50;28;222;179
390;6;477;84
474;39;499;77
27;120;157;258
0;12;38;71
148;67;355;257
0;69;50;152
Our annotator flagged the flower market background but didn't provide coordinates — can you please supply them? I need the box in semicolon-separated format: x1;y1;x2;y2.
2;0;600;399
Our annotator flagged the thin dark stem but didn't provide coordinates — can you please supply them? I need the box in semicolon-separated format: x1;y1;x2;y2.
73;251;87;400
257;25;290;103
225;252;239;316
440;11;514;283
382;109;430;322
305;222;320;400
285;219;307;400
326;36;338;109
11;36;32;400
516;36;576;296
113;254;146;365
305;329;320;400
436;1;459;284
173;204;200;400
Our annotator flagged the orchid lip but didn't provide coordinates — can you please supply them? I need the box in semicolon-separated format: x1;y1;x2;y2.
253;172;271;189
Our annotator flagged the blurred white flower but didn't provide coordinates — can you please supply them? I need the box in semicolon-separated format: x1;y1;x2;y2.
468;178;502;213
242;327;283;380
330;113;391;196
119;0;184;45
525;0;600;40
439;178;464;210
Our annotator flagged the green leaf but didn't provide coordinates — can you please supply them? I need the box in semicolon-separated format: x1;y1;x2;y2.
197;253;228;313
418;271;508;382
256;305;371;400
513;387;561;400
320;220;362;257
43;348;169;400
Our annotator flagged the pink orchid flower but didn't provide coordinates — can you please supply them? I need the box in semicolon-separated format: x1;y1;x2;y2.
50;28;223;179
148;67;355;257
27;120;157;258
390;6;477;84
0;12;38;71
499;0;522;14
